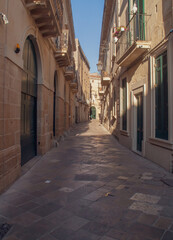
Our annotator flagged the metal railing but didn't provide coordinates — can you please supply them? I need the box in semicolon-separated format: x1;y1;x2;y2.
55;29;72;55
65;64;75;73
116;13;149;62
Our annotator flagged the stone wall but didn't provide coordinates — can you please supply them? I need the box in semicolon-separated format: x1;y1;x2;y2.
0;58;22;193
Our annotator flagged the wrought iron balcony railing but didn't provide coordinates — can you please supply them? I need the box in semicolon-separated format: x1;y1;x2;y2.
64;60;75;81
54;29;72;67
116;13;151;66
70;74;78;93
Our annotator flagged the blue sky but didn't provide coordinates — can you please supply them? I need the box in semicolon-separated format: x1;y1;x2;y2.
71;0;104;73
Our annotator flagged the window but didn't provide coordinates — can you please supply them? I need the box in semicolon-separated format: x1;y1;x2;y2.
122;78;127;130
113;87;116;116
155;51;168;140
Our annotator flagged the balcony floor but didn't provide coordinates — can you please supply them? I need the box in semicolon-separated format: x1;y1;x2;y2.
117;40;151;67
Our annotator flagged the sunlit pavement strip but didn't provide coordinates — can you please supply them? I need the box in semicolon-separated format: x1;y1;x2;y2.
58;187;74;193
140;172;153;180
129;201;163;215
129;193;162;215
130;193;160;204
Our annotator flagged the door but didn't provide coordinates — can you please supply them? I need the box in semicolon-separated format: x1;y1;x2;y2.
91;107;96;119
53;72;57;136
136;93;143;152
133;0;145;40
21;37;37;166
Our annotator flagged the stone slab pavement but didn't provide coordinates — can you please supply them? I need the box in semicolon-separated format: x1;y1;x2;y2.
1;120;173;240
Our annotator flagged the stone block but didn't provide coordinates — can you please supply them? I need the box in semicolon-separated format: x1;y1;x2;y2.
4;156;18;173
3;145;20;161
4;133;15;149
0;102;3;119
0;120;4;135
15;131;20;145
0;136;3;150
4;104;11;119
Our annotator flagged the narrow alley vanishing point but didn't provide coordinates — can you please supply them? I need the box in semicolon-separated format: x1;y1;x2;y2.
1;121;173;240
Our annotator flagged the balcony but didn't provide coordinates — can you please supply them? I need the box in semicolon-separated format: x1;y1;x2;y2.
70;79;78;94
54;29;72;67
64;61;75;81
99;88;104;96
102;71;111;86
116;13;151;67
25;0;63;37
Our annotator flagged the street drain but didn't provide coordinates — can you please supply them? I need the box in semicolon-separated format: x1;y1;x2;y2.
0;223;12;240
75;174;98;181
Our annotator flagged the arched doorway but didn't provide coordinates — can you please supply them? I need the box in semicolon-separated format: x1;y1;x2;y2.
21;37;37;166
53;71;58;137
90;106;96;119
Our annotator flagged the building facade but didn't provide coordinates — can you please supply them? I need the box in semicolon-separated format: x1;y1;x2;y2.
74;39;90;123
98;0;173;171
90;73;101;120
0;0;79;193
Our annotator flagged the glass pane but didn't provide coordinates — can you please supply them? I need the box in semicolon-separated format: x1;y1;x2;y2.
163;53;167;65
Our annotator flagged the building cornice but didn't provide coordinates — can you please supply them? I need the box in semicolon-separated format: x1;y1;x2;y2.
99;0;116;61
65;0;76;51
77;39;90;70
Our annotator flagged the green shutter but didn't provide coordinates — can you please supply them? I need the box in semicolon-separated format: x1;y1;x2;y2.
155;51;168;140
122;78;127;131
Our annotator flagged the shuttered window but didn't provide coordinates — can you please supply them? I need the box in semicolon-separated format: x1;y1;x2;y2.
122;78;127;131
155;51;168;140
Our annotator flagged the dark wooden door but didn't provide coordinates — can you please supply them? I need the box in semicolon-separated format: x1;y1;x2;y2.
21;38;37;166
136;93;143;152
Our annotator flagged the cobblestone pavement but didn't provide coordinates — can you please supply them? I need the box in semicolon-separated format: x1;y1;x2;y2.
1;120;173;240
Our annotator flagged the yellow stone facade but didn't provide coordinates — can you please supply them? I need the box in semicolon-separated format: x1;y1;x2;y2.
99;0;173;171
0;0;86;193
74;39;90;123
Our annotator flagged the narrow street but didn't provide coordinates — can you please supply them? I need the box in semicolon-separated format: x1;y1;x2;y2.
1;121;173;240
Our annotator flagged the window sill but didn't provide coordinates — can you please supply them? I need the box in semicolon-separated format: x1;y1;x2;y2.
148;137;173;150
120;130;129;137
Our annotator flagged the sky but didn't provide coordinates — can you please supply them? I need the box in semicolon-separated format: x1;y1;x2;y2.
71;0;105;73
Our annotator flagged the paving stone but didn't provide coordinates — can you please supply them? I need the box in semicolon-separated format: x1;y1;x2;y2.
82;221;110;236
127;222;164;239
154;216;173;230
30;202;62;217
137;213;158;225
46;208;73;225
19;201;40;211
50;227;75;240
61;215;89;231
106;228;130;239
39;234;58;240
83;190;104;201
129;201;163;215
130;193;160;204
100;237;117;240
9;212;41;227
25;219;56;239
161;207;173;218
58;187;74;192
75;174;98;181
71;229;100;240
162;231;173;240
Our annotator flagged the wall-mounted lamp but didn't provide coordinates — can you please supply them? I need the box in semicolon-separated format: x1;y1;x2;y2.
15;44;20;54
0;13;9;24
97;61;103;72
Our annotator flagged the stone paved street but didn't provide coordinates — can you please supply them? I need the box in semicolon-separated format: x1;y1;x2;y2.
1;120;173;240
